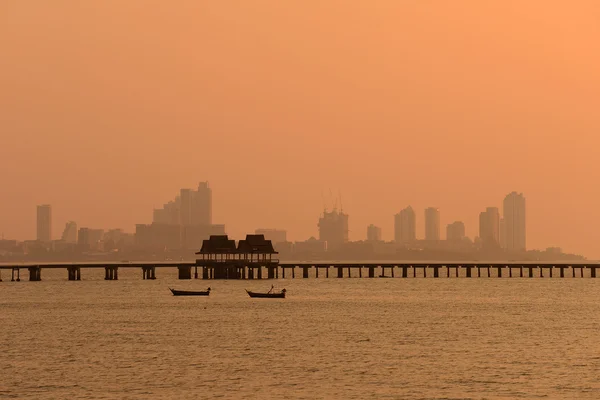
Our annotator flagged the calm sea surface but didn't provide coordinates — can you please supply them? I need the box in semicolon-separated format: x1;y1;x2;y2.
1;267;599;399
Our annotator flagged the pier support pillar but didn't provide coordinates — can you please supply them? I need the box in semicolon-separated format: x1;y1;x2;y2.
316;267;319;278
337;267;343;278
104;266;118;280
302;267;309;279
68;267;81;281
28;267;41;281
359;267;362;278
177;266;192;280
447;266;450;278
413;266;416;278
145;266;156;279
559;267;565;278
194;267;198;279
591;267;596;278
549;267;553;278
292;267;295;279
282;268;285;279
528;267;534;278
203;267;209;279
424;267;427;278
257;267;263;279
369;267;375;278
496;267;502;278
402;266;408;278
433;267;439;278
466;266;472;278
12;268;20;282
509;268;512;278
520;266;523;278
268;267;275;279
326;267;329;278
248;267;254;280
487;267;490;278
391;267;394;278
347;267;351;278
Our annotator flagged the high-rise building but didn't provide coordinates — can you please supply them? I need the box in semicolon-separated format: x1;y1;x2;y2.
394;206;416;243
366;224;382;241
144;181;218;249
192;181;212;226
179;189;193;226
424;207;440;241
446;221;465;241
152;208;170;225
153;183;211;227
36;204;52;242
318;209;349;250
499;218;506;249
255;228;287;244
77;227;104;251
61;221;78;243
479;207;500;248
503;192;526;251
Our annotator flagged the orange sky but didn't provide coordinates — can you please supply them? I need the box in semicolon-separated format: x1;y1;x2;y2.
1;1;599;257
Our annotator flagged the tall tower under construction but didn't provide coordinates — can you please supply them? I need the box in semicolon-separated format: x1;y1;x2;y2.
318;208;349;250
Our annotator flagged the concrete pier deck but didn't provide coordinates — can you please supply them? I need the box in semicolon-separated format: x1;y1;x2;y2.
0;262;599;281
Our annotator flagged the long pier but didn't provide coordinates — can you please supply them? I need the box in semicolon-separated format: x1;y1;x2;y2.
0;262;599;281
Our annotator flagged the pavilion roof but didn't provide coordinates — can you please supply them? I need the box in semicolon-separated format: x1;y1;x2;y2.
195;235;237;254
237;234;278;254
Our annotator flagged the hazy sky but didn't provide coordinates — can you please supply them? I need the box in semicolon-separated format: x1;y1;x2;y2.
1;1;599;257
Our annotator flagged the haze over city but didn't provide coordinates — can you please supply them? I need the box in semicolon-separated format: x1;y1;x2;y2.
1;1;599;258
4;3;600;400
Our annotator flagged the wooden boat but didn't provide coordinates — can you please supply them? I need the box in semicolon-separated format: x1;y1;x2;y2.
169;287;211;296
246;288;286;298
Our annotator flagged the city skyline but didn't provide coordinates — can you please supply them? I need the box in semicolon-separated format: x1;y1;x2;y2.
14;185;578;258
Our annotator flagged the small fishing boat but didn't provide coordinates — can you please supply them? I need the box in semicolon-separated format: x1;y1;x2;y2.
246;286;286;299
169;287;211;296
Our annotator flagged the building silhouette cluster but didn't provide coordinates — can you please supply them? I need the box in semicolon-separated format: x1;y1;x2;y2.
0;185;583;262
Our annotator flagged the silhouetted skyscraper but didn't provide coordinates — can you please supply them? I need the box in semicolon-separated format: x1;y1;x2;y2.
180;188;193;226
499;218;506;249
366;224;382;241
318;209;349;250
192;181;212;226
479;207;500;248
61;221;78;243
36;204;51;242
424;207;440;241
394;206;416;243
446;221;465;241
503;192;526;251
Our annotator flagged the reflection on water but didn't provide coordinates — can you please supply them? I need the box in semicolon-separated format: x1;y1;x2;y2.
2;268;600;399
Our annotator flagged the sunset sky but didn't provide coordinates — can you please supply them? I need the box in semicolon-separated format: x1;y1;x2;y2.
1;1;599;257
